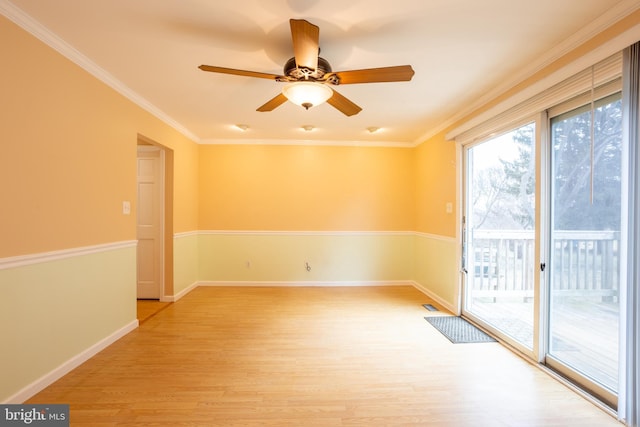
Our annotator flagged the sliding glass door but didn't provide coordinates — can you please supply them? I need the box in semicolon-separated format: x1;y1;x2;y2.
459;52;633;416
547;92;623;406
463;122;536;351
462;93;623;406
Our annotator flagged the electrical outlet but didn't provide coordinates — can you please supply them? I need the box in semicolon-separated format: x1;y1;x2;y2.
122;201;131;215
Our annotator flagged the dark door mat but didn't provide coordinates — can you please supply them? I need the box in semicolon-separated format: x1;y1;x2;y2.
424;316;497;344
422;304;438;311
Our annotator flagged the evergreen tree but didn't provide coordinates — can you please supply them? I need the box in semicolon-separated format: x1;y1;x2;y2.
500;124;535;229
551;96;622;231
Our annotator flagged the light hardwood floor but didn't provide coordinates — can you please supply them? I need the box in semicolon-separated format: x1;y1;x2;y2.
27;286;621;426
136;299;171;324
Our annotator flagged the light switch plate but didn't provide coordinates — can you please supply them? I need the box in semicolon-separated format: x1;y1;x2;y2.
446;202;453;214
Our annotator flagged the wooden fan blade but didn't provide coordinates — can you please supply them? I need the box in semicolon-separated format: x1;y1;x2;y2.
290;19;319;71
330;65;415;85
198;65;282;80
326;89;362;116
257;93;288;112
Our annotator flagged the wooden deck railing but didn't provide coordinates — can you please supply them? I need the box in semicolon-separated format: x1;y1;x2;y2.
470;230;620;301
551;230;620;300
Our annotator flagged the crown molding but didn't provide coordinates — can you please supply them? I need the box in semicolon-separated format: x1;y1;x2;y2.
197;230;417;237
0;0;201;143
198;137;415;148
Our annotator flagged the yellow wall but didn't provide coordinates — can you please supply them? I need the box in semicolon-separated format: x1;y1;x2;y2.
198;144;414;231
0;15;199;402
2;19;133;258
197;144;417;288
169;139;199;235
413;132;457;237
0;16;199;259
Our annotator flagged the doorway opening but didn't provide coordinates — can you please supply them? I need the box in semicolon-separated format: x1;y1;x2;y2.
136;136;174;304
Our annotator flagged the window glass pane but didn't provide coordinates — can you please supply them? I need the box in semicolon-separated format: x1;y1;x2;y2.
549;93;622;392
464;122;535;349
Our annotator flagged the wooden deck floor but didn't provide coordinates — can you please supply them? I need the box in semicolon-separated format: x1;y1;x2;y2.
27;286;621;426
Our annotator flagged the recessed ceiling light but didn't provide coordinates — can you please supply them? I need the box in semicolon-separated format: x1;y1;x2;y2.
301;125;315;132
366;126;381;134
235;124;249;131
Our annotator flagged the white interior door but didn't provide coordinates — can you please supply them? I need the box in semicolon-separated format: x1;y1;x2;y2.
137;145;164;299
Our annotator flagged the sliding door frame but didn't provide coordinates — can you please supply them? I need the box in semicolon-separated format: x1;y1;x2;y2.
543;84;623;410
460;80;626;412
460;114;545;361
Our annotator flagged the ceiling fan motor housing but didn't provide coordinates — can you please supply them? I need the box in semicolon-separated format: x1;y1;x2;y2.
283;56;335;82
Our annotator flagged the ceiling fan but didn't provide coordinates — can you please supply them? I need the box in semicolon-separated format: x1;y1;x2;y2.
198;19;415;116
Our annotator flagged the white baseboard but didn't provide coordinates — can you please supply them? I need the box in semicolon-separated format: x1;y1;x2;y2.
162;281;199;302
410;281;457;314
197;280;413;287
4;320;139;404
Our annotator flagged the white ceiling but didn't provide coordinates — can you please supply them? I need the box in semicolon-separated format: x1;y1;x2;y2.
2;0;637;145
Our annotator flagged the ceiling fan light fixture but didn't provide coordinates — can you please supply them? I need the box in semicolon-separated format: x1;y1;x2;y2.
282;81;332;110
